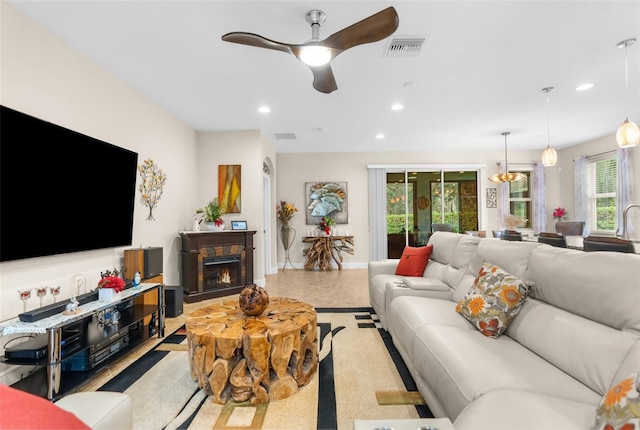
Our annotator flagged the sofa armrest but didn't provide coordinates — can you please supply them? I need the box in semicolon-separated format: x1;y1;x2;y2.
56;391;133;430
368;260;400;279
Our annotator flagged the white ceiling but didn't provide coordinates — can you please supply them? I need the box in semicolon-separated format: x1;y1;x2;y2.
8;1;640;154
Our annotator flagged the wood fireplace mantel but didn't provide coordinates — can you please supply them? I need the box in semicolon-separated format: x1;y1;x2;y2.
180;230;256;303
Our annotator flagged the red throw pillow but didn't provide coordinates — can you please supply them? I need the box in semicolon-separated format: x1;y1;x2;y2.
395;245;433;277
0;385;90;429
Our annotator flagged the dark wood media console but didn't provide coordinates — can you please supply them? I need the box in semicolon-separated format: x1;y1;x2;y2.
180;231;256;303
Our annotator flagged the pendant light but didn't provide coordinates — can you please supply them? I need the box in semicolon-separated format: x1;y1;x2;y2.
489;132;525;183
616;38;639;148
541;87;557;166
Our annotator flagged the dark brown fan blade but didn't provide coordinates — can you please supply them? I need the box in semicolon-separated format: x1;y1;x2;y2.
322;7;399;53
309;64;338;94
221;32;295;56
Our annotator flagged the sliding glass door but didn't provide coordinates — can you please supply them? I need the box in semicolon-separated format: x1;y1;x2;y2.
386;170;478;258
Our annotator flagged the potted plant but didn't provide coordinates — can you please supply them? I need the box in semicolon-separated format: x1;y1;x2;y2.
317;215;336;236
198;198;225;231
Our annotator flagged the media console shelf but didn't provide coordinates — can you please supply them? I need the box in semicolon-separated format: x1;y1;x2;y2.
0;283;164;400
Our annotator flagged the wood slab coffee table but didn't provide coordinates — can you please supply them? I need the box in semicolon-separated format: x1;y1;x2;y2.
185;297;317;405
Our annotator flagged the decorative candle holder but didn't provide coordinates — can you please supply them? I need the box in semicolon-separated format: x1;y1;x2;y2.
36;286;48;308
72;274;86;296
18;288;33;313
49;285;61;303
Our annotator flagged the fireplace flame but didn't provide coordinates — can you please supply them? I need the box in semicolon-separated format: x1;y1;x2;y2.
221;268;231;284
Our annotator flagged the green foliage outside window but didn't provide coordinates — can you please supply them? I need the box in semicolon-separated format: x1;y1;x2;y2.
387;214;415;233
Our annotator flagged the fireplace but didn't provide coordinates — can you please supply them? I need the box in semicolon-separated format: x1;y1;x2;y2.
180;231;255;303
203;256;240;289
199;245;244;291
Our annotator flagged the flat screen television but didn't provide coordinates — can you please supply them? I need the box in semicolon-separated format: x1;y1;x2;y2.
1;105;139;262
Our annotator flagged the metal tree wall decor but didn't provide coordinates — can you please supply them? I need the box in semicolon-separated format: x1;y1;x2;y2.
138;158;167;220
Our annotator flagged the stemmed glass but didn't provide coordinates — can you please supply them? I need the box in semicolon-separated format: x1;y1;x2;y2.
18;288;33;313
73;274;86;296
36;286;48;308
49;285;61;303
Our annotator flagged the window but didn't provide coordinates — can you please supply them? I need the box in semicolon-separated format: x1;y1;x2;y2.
508;169;532;229
589;157;617;232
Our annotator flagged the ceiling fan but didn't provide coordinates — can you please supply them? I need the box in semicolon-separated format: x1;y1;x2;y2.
221;7;399;94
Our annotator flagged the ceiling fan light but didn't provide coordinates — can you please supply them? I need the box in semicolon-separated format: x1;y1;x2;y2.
541;146;557;166
299;45;331;66
616;118;640;148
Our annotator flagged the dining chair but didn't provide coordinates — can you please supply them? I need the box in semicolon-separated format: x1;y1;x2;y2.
538;232;567;248
555;221;585;237
502;230;523;241
582;236;635;253
431;223;453;233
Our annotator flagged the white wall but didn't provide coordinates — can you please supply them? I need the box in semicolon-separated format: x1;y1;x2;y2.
0;3;198;321
194;130;276;285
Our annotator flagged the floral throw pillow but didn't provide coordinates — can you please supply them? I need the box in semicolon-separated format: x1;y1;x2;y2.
595;373;640;430
456;261;532;338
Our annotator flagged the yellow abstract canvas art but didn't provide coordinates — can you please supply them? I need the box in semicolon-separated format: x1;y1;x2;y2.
219;164;241;213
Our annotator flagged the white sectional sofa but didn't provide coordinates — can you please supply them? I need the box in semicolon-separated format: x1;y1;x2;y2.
368;232;640;430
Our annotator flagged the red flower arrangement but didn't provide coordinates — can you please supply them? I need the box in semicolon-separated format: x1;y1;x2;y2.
317;215;336;235
553;207;568;222
97;276;126;293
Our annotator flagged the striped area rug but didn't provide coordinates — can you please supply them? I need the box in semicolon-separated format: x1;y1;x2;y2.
98;307;432;430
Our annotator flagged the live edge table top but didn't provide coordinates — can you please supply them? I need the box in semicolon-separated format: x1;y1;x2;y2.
184;297;318;405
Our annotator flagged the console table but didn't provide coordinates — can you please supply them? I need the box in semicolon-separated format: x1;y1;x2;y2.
0;283;163;400
302;235;354;271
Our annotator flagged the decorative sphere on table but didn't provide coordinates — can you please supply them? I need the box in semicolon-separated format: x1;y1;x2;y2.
238;284;270;316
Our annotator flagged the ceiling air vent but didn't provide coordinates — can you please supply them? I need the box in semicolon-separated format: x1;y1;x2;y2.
274;133;297;140
384;37;426;57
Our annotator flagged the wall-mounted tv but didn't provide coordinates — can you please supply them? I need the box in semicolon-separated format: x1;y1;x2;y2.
1;105;139;262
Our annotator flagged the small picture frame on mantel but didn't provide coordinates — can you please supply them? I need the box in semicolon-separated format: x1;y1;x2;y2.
231;220;247;230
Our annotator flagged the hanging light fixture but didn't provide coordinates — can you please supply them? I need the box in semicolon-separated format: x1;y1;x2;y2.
489;132;526;183
616;38;639;148
541;87;558;166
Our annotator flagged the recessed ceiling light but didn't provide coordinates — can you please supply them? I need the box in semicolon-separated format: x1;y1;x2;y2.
375;133;385;139
258;106;271;113
576;83;594;91
391;103;404;111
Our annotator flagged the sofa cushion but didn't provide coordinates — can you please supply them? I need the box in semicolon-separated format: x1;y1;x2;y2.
454;389;597;430
524;246;640;334
395;245;433;276
595;373;640;430
412;325;602;420
388;296;474;367
456;261;531;338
